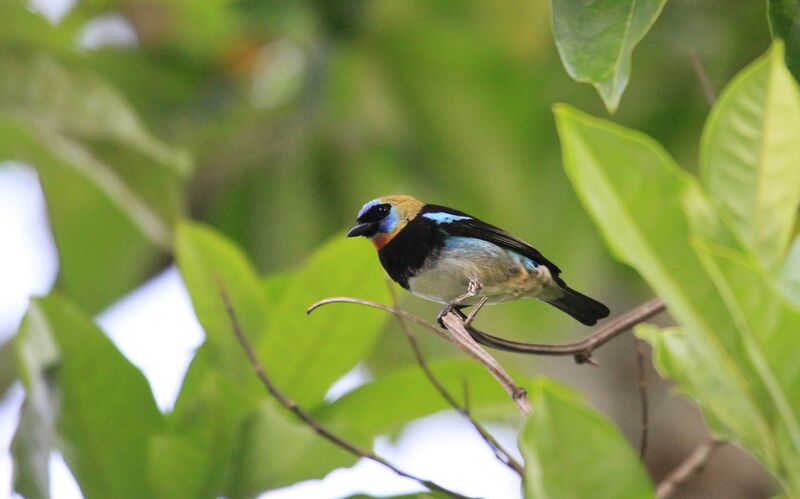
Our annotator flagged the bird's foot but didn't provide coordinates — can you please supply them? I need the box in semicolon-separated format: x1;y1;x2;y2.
436;303;454;328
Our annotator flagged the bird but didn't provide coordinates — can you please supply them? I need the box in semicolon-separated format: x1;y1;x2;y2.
346;195;609;333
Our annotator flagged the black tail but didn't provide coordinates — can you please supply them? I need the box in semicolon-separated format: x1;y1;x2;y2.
542;281;610;326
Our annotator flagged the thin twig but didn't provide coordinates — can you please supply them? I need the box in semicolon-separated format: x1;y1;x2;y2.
689;49;716;106
217;279;473;499
634;335;648;460
656;439;724;499
463;298;665;365
308;297;453;343
387;285;524;476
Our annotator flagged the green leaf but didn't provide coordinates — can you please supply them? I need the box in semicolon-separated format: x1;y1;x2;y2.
175;220;268;376
701;42;800;269
173;228;392;495
693;242;800;482
13;294;163;499
230;401;356;496
0;51;190;311
519;379;654;499
553;104;781;478
769;0;800;80
550;0;666;112
256;236;391;408
315;358;515;441
781;236;800;304
0;340;16;399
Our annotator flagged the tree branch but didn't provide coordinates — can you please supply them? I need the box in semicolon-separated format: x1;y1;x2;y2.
656;439;724;499
463;298;665;365
217;279;474;499
634;335;648;460
440;312;533;415
308;297;666;416
689;49;716;106
387;285;524;476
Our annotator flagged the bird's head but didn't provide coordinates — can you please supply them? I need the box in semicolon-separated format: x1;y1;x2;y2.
347;195;424;250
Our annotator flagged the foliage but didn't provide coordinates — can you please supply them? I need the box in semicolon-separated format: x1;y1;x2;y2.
555;43;800;494
550;0;666;113
1;0;799;497
520;379;653;498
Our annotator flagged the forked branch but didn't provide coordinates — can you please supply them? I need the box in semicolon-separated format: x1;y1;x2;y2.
216;278;473;499
388;286;524;476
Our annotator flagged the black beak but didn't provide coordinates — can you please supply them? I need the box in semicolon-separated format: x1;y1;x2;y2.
346;222;374;238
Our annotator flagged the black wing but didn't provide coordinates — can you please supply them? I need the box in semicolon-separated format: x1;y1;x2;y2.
421;204;562;277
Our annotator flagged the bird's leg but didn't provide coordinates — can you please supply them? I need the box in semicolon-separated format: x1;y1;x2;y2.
464;297;489;327
437;279;482;328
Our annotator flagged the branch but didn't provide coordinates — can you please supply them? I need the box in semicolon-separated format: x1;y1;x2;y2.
387;286;524;476
634;335;648;460
463;298;665;365
656;439;724;499
440;312;533;416
216;279;474;499
308;297;666;415
689;49;716;106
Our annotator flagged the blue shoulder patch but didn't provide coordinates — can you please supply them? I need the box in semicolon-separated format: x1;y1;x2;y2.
422;212;472;224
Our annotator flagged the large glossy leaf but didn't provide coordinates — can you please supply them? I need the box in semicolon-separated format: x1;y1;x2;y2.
519;379;653;499
173;226;393;495
172;222;274;495
12;294;163;499
550;0;666;112
694;242;800;479
256;236;391;408
554;104;787;481
769;0;800;80
701;42;800;270
175;221;267;376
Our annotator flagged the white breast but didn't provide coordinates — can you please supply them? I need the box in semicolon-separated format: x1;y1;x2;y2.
407;237;555;305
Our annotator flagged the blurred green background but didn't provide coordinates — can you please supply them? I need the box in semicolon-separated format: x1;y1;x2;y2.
0;0;783;497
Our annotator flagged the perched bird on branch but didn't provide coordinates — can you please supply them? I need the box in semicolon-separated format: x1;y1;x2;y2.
347;195;609;328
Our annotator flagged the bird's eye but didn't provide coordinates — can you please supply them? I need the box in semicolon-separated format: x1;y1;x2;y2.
376;205;390;219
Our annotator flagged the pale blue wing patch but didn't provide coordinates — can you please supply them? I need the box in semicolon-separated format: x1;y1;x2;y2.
422;212;472;224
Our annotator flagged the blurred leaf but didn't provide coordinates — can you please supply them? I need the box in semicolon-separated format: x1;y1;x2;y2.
0;52;191;176
256;236;391;408
230;401;356;496
550;0;666;112
13;294;163;499
769;0;800;79
10;297;60;499
0;51;190;311
0;340;16;399
147;434;209;499
155;363;253;498
315;358;515;441
781;236;800;304
701;42;800;269
519;379;654;499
